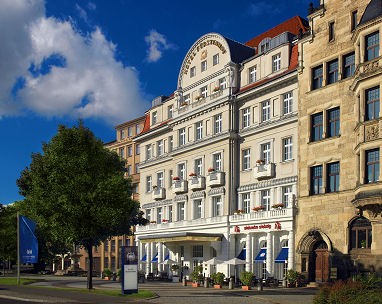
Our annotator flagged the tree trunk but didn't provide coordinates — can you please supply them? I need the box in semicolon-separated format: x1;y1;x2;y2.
86;244;93;290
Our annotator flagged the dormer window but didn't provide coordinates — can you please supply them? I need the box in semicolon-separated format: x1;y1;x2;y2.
259;37;271;53
152;111;157;125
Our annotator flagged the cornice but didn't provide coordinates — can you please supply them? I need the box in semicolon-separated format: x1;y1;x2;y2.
237;176;297;192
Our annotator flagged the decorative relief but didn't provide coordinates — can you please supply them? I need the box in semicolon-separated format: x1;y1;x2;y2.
365;204;382;218
365;123;379;141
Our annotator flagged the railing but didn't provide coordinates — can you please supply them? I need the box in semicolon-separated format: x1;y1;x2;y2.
253;163;275;180
229;207;293;222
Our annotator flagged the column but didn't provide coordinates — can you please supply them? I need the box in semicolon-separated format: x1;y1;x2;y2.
246;233;252;272
145;243;150;275
288;230;294;270
139;241;144;271
158;242;163;272
266;232;272;277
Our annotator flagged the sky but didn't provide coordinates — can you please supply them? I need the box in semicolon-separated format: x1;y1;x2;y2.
0;0;311;205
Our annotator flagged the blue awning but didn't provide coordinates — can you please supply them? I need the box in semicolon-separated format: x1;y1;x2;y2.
254;248;266;262
141;254;147;262
275;247;288;263
151;253;158;262
164;253;169;260
237;248;246;260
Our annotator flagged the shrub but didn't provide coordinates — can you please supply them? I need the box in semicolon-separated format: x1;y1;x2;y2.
212;272;225;285
239;271;254;286
190;265;203;282
103;268;112;277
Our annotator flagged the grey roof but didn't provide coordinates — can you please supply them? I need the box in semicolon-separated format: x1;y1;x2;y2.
359;0;382;26
224;37;256;63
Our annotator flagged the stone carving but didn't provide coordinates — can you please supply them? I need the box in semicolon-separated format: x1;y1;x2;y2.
365;124;379;141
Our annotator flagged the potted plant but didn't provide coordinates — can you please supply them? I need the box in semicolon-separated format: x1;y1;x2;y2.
285;269;300;287
252;206;265;212
213;86;220;92
272;203;284;209
191;265;203;287
162;219;168;223
171;264;180;282
150;220;157;224
211;272;225;288
361;240;367;248
173;176;180;181
256;159;264;164
240;271;254;290
189;172;197;177
103;268;112;280
208;167;215;173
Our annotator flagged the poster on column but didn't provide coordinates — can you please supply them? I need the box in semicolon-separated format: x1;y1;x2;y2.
121;246;138;294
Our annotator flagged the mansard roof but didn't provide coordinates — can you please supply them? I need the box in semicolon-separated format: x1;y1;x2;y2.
359;0;382;26
223;36;256;64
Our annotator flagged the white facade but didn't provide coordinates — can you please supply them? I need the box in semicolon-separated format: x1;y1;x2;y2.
135;18;305;281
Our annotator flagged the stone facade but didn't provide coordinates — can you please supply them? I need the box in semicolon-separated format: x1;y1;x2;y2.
297;0;382;282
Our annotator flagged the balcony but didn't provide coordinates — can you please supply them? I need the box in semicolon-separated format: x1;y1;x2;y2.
188;176;206;190
253;163;275;180
352;185;382;218
230;207;294;223
351;56;382;90
152;187;166;200
172;180;188;194
207;171;225;187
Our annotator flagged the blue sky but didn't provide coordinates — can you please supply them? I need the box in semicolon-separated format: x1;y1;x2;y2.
1;0;310;205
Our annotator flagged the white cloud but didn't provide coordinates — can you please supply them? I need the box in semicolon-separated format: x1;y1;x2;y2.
144;29;175;63
0;0;148;124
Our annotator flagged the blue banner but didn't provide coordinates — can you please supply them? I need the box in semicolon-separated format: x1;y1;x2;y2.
19;215;38;264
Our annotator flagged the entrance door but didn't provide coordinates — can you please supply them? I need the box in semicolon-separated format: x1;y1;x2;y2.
315;249;329;282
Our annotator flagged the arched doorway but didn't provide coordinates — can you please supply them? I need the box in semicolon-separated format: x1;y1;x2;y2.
297;230;332;283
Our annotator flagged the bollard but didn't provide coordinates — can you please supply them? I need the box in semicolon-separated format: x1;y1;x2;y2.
182;277;187;286
204;278;209;288
228;277;234;289
257;280;263;291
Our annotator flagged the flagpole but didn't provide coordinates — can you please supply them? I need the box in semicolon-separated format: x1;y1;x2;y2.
17;212;20;286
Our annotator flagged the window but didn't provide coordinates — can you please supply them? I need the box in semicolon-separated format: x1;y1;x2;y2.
168;206;173;222
136;144;140;155
156;207;162;223
119;147;125;159
168;105;173;119
327;107;340;137
179;128;186;146
128;126;133;137
327;59;338;84
242;193;250;213
184;94;190;104
283;92;293;115
168;170;173;187
282;186;293;207
212;196;223;216
312;65;323;90
327;162;340;192
201;85;208;98
146;209;152;222
190;66;196;77
242;149;251;170
194;199;202;219
272;53;281;72
135;164;139;174
201;60;207;72
146;176;152;192
177;163;186;180
120;129;125;140
146;145;152;160
365;148;380;183
343;52;355;78
283;137;293;161
127;145;132;157
242;107;250;128
157;172;164;188
157;140;164;156
194;158;203;176
168;135;173;152
213;153;222;171
350;217;372;250
219;77;227;90
192;245;203;258
249;66;257;83
311;112;323;141
365;86;380;121
177;202;185;221
261;142;271;164
261;189;271;210
365;31;379;61
127;165;132;175
136;124;140;134
351;10;357;31
310;165;323;195
213;53;219;66
261;100;271;122
195;121;203;140
329;21;335;41
214;114;222;134
152;111;157;125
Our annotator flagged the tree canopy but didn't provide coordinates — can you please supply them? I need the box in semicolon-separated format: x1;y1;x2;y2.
17;121;141;288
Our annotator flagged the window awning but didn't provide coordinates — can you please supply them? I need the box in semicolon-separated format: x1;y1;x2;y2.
275;247;288;263
141;254;147;262
237;248;246;260
254;248;266;262
151;253;158;262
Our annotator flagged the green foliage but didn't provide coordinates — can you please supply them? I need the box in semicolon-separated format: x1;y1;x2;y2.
211;272;225;285
16;121;140;287
239;271;254;286
313;277;382;304
190;265;204;282
0;204;17;262
171;264;180;271
103;268;112;277
285;269;300;285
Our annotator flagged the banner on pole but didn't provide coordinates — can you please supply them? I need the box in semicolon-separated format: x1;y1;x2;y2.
19;215;38;264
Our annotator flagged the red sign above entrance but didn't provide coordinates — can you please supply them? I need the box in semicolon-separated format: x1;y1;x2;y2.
233;221;282;232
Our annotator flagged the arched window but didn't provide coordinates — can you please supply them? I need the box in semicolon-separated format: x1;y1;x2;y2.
350;217;372;250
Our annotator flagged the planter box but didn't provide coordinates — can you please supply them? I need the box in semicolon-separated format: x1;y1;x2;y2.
213;284;222;289
207;171;225;187
172;180;188;194
189;176;206;190
192;282;199;287
242;285;250;291
254;163;275;180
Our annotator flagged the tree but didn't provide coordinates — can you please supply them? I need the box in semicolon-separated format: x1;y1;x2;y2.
17;121;140;289
0;203;17;267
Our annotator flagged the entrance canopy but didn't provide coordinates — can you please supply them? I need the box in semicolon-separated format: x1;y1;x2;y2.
138;232;223;243
254;248;266;262
275;247;288;263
